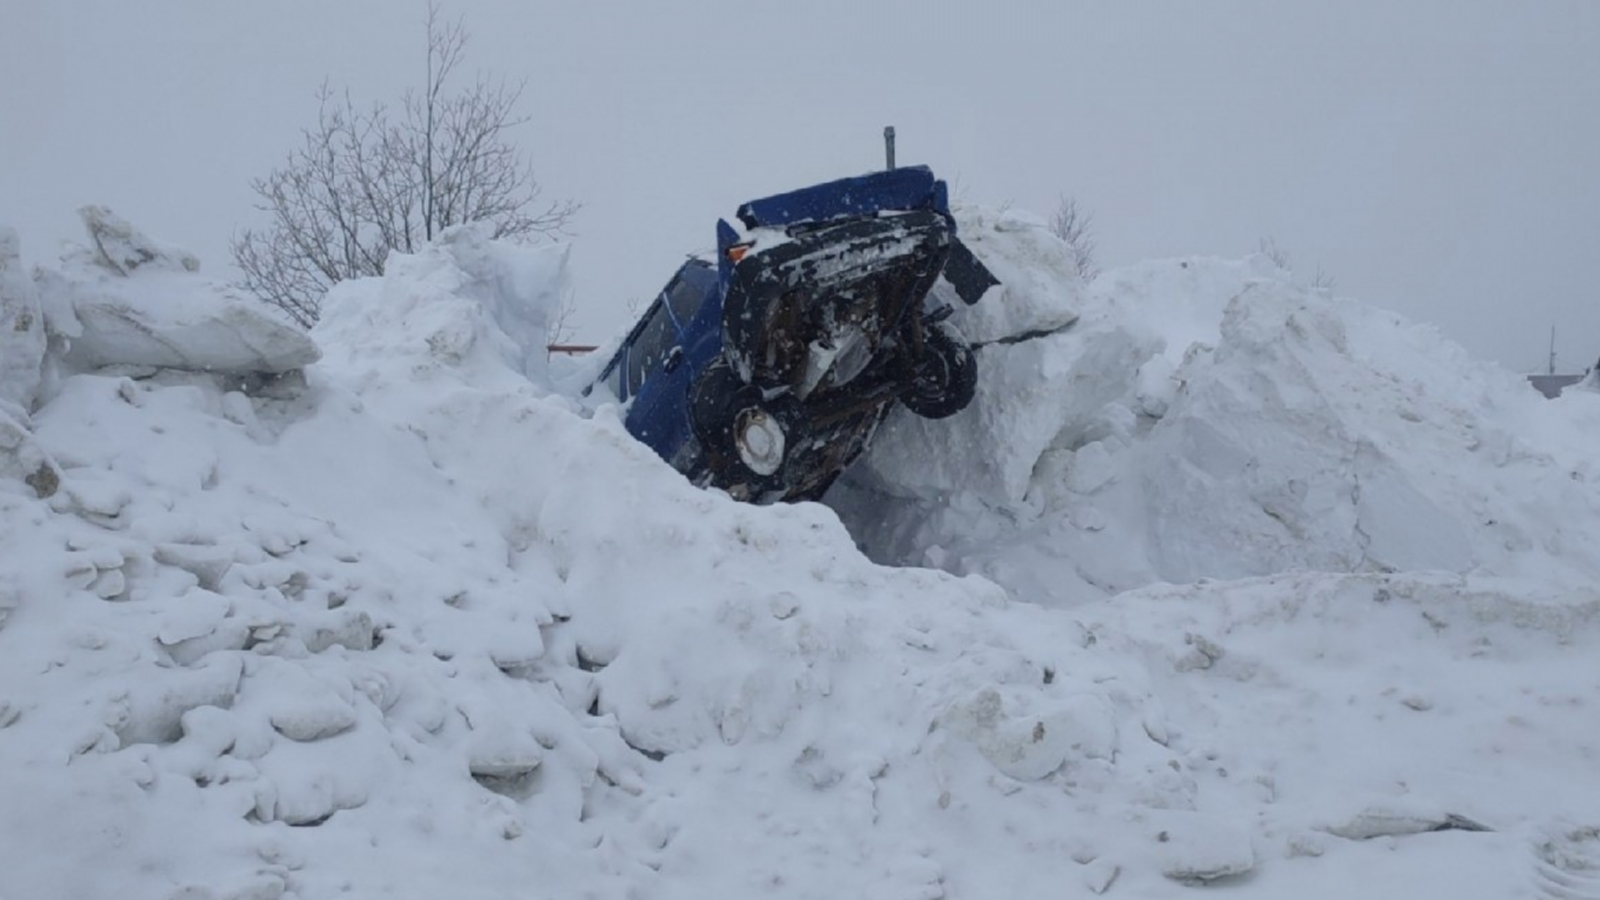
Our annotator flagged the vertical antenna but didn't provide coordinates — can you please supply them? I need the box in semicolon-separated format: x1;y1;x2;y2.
884;126;896;170
1549;325;1557;375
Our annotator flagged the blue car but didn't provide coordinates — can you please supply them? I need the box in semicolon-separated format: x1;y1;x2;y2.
590;165;997;503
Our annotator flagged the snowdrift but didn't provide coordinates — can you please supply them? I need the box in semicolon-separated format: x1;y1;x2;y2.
846;211;1600;604
2;209;1599;900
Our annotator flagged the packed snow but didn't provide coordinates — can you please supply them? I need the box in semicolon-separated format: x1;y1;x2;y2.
2;205;1598;900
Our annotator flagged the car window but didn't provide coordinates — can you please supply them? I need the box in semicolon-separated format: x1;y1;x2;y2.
601;357;625;399
626;302;677;396
666;261;715;327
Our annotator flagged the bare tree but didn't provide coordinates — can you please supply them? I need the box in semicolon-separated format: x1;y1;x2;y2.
1257;236;1335;291
1310;265;1336;292
1048;195;1099;280
1257;236;1291;271
233;4;577;327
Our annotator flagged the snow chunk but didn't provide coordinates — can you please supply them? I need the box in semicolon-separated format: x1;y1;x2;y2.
0;406;62;499
108;655;244;747
1152;811;1257;882
35;208;318;376
316;224;570;389
427;225;570;384
74;205;199;276
942;206;1082;345
937;686;1117;781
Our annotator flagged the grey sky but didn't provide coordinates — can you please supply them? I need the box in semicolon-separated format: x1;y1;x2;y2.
4;1;1596;372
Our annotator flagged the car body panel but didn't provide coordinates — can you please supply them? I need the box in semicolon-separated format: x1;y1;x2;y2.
735;166;947;230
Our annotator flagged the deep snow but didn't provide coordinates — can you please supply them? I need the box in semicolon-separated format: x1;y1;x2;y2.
1;207;1598;900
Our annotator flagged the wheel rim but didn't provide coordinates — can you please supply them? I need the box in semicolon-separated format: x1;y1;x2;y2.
914;352;951;396
733;408;785;476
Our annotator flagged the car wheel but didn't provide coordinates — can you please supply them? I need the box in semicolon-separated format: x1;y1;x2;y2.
691;361;804;491
901;323;978;419
730;404;787;477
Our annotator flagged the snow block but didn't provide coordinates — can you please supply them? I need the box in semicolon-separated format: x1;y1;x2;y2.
317;225;569;391
57;277;320;375
32;209;319;376
432;225;570;385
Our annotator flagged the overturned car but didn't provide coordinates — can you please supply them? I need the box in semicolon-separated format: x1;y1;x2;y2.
590;165;998;503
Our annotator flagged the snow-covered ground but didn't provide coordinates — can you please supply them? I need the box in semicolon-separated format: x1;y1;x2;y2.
2;207;1598;900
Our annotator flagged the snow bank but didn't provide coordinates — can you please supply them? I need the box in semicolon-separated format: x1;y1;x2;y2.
4;209;1600;900
1;224;1061;899
844;232;1600;603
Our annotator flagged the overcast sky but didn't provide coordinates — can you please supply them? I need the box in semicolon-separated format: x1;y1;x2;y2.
3;1;1596;372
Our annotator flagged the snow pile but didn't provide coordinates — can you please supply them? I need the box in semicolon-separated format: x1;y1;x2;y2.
1136;279;1594;585
3;208;1600;900
845;234;1600;604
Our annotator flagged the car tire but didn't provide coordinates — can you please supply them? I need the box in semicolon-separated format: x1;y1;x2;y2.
901;323;978;419
691;361;804;492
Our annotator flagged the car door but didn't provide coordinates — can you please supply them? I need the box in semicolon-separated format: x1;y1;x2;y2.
624;262;718;464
